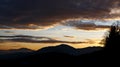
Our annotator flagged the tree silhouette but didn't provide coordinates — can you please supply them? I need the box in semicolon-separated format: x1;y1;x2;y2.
104;21;120;52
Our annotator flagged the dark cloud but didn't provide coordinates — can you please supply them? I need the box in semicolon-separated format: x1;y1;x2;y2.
63;20;111;30
64;35;75;38
4;30;14;33
0;0;120;29
0;35;87;44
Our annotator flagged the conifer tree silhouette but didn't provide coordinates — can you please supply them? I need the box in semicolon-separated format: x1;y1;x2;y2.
104;21;120;52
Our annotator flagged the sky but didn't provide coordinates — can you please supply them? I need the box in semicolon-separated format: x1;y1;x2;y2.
0;0;120;50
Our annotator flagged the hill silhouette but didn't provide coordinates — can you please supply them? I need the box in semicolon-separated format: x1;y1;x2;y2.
0;44;102;65
37;44;102;56
0;22;120;66
0;48;34;55
0;48;34;60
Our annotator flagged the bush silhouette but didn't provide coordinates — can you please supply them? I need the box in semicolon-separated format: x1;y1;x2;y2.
104;21;120;52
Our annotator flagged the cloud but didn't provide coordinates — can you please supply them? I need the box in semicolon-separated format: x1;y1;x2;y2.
0;0;120;29
64;36;75;38
3;31;14;34
0;35;87;44
63;20;111;30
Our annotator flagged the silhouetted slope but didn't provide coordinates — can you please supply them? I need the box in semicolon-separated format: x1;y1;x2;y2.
37;44;76;54
37;44;102;55
0;44;103;65
0;48;34;60
0;48;34;55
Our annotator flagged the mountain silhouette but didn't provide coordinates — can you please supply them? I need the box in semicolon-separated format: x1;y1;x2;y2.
37;44;76;55
37;44;102;56
0;44;102;66
0;48;34;60
0;48;34;55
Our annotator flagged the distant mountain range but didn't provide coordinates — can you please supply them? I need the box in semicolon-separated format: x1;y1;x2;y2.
37;44;102;56
0;44;102;60
0;48;34;55
0;44;118;66
0;48;34;60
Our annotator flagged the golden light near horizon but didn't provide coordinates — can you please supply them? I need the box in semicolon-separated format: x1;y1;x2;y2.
0;40;104;51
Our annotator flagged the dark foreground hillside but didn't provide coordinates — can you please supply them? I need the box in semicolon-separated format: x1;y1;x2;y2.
0;44;118;66
0;45;103;65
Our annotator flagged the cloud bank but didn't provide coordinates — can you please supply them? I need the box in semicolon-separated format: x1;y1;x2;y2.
0;0;120;29
63;20;111;30
0;35;87;44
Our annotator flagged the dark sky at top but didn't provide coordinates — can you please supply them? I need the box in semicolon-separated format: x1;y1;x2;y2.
0;0;120;29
